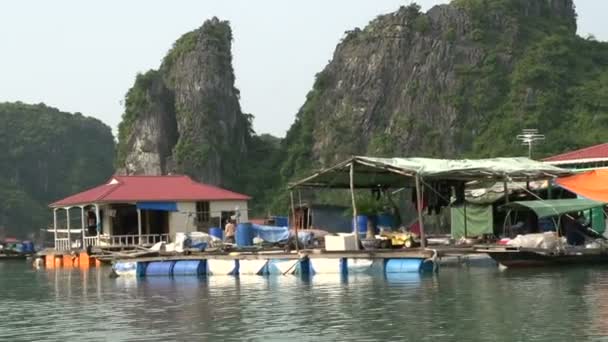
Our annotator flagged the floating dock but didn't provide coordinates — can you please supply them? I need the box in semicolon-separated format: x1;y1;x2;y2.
37;250;102;269
111;249;446;277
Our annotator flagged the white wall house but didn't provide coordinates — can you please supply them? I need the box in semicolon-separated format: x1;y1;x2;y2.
49;175;250;251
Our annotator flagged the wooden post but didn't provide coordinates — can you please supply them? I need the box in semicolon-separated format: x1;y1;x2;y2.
137;208;142;246
66;208;71;251
145;210;151;235
463;200;468;238
290;191;300;251
504;179;511;235
350;162;360;247
298;190;304;229
415;175;426;248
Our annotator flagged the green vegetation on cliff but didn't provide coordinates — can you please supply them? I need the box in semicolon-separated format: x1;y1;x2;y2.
0;103;115;237
114;2;608;217
262;0;608;214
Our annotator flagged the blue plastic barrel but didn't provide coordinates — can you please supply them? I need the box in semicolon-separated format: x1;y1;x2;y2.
236;223;254;246
21;241;34;254
209;227;223;240
352;215;368;234
385;259;424;273
377;214;395;229
173;260;206;276
273;216;289;227
145;261;175;276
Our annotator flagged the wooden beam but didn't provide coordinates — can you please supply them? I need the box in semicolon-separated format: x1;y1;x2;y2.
350;162;360;248
415;174;426;248
290;191;300;252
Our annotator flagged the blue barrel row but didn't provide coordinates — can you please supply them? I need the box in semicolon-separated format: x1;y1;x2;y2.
132;258;434;277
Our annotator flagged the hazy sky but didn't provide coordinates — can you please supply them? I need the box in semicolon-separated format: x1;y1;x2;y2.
0;0;605;137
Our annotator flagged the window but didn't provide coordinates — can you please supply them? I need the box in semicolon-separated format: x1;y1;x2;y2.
196;201;210;223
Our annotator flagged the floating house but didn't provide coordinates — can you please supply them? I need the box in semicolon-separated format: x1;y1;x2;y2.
288;156;571;247
544;143;608;170
49;175;250;251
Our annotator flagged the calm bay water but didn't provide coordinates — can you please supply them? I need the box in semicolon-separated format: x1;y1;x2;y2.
1;260;608;341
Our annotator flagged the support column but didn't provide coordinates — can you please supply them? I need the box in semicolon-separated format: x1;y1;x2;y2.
137;208;142;245
66;208;71;250
290;191;300;252
53;208;58;250
504;179;511;236
95;204;100;236
415;175;426;248
81;206;86;249
350;162;360;247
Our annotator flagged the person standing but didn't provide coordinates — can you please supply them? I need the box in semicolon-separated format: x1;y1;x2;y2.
224;220;236;244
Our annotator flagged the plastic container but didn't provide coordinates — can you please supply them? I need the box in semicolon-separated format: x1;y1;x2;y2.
172;260;206;276
272;216;289;227
209;227;223;240
21;241;35;254
377;213;395;229
236;223;254;246
145;261;175;276
385;258;424;273
353;215;368;234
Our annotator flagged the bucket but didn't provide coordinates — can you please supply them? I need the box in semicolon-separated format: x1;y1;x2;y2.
236;223;254;246
209;227;223;240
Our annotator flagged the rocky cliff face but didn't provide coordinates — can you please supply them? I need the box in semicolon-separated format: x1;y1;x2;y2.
117;18;250;188
280;0;587;181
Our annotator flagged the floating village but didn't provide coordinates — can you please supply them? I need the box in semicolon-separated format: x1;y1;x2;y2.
19;142;608;279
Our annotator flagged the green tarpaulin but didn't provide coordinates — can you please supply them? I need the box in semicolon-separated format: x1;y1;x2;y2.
504;199;605;219
451;204;493;239
585;207;606;233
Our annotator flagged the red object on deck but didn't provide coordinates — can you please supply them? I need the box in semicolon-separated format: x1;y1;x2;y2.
51;175;250;207
409;221;421;235
498;238;511;245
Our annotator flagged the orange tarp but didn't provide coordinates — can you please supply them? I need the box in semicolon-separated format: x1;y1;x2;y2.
556;169;608;202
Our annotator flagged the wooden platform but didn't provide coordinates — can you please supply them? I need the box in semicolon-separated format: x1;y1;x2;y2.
109;246;479;264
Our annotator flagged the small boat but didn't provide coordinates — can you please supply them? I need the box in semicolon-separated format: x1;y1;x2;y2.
476;245;608;268
0;253;28;260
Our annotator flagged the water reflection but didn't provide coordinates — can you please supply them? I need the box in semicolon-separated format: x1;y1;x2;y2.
2;261;608;341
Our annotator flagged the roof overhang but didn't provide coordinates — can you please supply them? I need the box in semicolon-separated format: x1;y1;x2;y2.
289;156;572;189
503;199;605;218
545;157;608;165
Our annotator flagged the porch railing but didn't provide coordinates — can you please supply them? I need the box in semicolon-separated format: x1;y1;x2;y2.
55;238;70;251
100;234;170;247
54;234;170;250
83;236;100;248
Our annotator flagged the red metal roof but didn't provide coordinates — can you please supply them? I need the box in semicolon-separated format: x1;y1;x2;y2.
50;175;250;207
544;143;608;163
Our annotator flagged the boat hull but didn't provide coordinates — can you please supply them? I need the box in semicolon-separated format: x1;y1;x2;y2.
487;251;608;268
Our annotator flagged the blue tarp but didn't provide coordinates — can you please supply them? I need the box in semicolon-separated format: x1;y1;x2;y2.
136;202;178;212
251;224;290;243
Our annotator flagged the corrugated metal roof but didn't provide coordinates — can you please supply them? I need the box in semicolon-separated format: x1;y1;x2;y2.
544;143;608;163
50;175;250;207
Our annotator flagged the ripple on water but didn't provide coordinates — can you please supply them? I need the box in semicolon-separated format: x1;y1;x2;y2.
1;262;608;341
